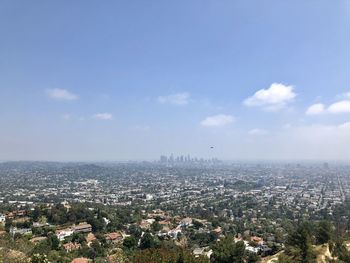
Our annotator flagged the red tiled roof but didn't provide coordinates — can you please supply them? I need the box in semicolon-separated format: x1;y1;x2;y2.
71;258;89;263
105;232;122;240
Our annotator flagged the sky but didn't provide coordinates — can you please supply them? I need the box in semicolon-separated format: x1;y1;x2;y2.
1;0;350;161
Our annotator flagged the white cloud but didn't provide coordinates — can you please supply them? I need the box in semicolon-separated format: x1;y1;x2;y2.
200;114;235;127
305;103;325;115
328;100;350;114
248;128;269;135
305;98;350;115
46;88;79;100
157;92;190;105
243;83;296;111
92;113;113;120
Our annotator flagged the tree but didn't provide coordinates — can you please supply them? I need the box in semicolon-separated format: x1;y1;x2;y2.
277;254;294;263
123;236;138;250
72;232;86;244
193;220;204;230
47;250;61;263
285;222;316;263
107;219;123;232
232;241;246;263
32;240;51;255
331;241;350;262
316;221;333;245
31;254;49;263
128;224;142;238
140;233;157;250
91;240;104;257
47;234;59;250
246;251;260;263
131;248;208;263
38;216;47;225
87;216;105;232
211;236;246;263
151;221;162;232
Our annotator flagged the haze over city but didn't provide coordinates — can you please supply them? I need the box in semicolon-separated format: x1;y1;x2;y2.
3;2;350;263
1;1;350;161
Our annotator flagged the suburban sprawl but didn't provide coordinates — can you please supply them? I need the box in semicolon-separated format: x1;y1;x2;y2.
1;161;350;263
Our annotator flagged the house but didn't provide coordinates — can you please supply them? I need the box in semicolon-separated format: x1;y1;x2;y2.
33;222;49;228
105;232;123;243
0;214;5;224
193;247;213;258
251;236;264;246
180;217;193;227
56;228;74;241
86;233;97;246
244;240;260;253
73;223;92;233
193;247;206;257
139;219;154;230
30;236;47;244
6;210;26;219
246;245;259;253
9;227;32;237
71;258;89;263
64;242;81;252
61;201;71;211
168;227;182;239
12;217;31;224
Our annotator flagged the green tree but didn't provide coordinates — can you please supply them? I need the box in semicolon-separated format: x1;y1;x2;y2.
128;224;142;238
193;220;204;230
47;234;60;250
72;232;86;244
91;240;104;257
31;254;49;263
151;221;162;232
277;254;294;263
316;221;333;245
123;236;138;250
232;241;246;263
32;240;51;255
285;222;316;263
246;251;260;263
140;233;157;250
211;236;246;263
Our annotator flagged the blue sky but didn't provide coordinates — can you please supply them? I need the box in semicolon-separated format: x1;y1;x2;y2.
1;0;350;161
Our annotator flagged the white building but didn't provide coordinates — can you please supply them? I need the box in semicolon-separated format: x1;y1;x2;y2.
0;214;5;224
9;227;32;236
56;228;74;241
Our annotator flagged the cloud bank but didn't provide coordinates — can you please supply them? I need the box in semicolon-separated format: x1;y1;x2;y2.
306;99;350;115
244;83;296;111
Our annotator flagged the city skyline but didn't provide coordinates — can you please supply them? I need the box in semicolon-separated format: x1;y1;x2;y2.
1;1;350;161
